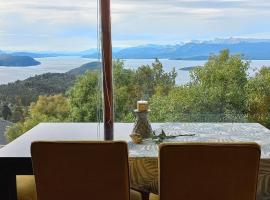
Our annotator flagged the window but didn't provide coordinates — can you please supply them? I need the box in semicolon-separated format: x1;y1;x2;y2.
0;0;102;142
1;0;270;143
111;0;270;126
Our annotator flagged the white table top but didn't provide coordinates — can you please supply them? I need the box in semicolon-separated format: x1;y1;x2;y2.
1;122;270;158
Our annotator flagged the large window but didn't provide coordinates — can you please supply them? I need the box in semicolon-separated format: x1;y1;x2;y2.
111;0;270;125
0;0;102;142
1;0;270;143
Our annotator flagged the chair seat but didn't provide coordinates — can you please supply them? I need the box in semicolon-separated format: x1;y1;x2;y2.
149;193;159;200
17;176;37;200
17;175;142;200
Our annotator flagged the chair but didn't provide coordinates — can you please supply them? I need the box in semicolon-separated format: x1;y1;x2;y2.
30;141;142;200
150;143;261;200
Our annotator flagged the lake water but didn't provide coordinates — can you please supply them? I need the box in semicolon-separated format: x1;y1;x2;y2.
0;56;270;85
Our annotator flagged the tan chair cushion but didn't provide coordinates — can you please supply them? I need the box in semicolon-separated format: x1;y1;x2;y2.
17;175;142;200
130;189;143;200
16;176;37;200
149;192;159;200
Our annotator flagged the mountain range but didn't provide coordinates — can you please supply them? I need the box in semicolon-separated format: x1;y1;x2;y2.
2;38;270;60
107;41;270;60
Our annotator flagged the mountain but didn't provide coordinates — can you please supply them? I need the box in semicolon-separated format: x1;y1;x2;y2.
10;52;61;58
80;38;270;60
0;55;41;66
0;62;100;106
4;38;270;60
67;62;101;75
110;41;270;60
4;47;124;59
81;47;124;58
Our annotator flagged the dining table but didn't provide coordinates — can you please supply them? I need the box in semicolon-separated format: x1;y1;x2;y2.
0;122;269;200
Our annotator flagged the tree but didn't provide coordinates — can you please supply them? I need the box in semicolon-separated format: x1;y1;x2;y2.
6;94;70;142
68;71;100;122
150;50;250;122
2;104;12;120
67;59;177;122
190;49;249;115
134;58;177;99
10;96;26;122
246;67;270;127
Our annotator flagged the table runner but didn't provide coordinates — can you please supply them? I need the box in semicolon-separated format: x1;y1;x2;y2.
128;123;270;200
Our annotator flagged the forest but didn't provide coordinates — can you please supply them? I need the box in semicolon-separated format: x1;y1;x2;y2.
3;50;270;141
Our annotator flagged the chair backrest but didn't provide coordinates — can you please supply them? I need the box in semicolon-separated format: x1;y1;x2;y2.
159;143;261;200
31;141;130;200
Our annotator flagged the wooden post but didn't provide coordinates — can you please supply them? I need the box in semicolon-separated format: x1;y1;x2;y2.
100;0;114;140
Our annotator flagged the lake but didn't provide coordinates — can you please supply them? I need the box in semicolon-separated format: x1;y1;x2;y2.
0;56;270;85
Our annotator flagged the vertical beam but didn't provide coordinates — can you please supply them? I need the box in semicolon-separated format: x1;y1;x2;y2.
100;0;114;140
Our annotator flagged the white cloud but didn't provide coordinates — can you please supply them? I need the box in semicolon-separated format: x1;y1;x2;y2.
0;0;270;51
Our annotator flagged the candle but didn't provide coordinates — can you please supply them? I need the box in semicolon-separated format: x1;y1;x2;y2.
137;100;148;111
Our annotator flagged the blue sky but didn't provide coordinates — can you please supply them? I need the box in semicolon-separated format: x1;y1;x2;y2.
0;0;270;51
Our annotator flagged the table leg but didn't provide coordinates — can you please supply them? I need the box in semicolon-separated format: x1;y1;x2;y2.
0;173;17;200
0;157;33;200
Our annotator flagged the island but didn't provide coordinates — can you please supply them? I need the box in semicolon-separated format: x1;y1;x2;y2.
179;66;201;71
0;55;41;67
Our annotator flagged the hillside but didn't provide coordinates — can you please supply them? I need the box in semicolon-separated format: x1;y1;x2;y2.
0;73;76;105
67;62;101;75
0;62;100;106
0;54;41;66
0;119;12;145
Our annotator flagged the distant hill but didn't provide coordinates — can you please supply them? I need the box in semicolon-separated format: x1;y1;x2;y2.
111;42;270;60
179;66;200;71
67;62;101;75
175;56;209;60
10;52;61;58
82;39;270;60
0;55;41;66
4;38;270;60
0;62;100;106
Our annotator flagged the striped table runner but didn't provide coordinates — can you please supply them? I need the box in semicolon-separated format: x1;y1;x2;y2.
128;123;270;199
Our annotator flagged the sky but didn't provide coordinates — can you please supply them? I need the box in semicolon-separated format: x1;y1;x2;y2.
0;0;270;51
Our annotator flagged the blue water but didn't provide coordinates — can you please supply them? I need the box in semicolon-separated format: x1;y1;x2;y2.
0;56;269;85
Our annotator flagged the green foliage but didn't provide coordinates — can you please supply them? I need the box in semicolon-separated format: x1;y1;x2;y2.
6;51;270;142
29;94;70;121
246;67;270;127
68;71;100;122
0;62;100;109
6;94;70;141
9;97;27;122
1;104;12;120
150;50;250;122
113;60;136;121
0;73;75;107
190;49;249;114
134;58;177;98
115;59;177;121
68;59;177;122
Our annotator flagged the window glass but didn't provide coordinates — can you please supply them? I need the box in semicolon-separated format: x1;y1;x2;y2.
111;0;270;126
0;0;102;142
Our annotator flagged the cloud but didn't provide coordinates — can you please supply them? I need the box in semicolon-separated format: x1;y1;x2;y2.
0;0;270;51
